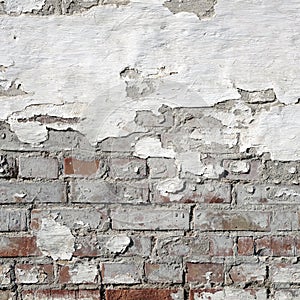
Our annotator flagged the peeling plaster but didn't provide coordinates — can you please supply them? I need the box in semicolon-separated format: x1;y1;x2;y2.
0;0;300;159
36;218;75;260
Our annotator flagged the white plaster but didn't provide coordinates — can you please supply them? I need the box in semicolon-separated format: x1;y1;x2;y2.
157;178;185;201
4;0;45;14
228;161;250;174
106;235;131;253
0;0;299;160
134;136;176;158
240;105;300;161
36;218;75;260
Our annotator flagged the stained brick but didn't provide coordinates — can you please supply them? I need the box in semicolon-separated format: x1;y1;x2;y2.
106;289;183;300
0;236;41;257
102;262;141;284
270;263;300;284
0;291;14;300
237;237;254;256
64;157;100;176
186;263;224;284
111;206;190;230
194;210;271;231
109;157;147;179
190;288;267;300
58;260;98;284
145;263;182;283
22;290;100;300
15;264;54;284
228;264;266;285
255;236;295;257
0;180;66;204
0;208;27;231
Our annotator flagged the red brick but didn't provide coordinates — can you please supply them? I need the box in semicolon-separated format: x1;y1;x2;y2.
106;289;181;300
186;263;224;284
15;264;54;284
22;290;100;299
0;236;41;257
64;157;100;176
238;237;254;255
255;236;294;256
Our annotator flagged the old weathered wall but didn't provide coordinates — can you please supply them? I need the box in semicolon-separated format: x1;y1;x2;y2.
0;0;300;299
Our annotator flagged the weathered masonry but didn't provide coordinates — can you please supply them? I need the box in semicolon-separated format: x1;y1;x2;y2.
0;0;300;299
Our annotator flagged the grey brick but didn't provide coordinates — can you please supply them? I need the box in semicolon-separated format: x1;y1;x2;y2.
0;208;27;232
235;184;300;205
145;263;182;283
111;206;190;230
70;179;148;203
147;158;177;179
0;180;65;204
109;157;147;179
31;207;109;231
19;156;58;179
102;262;141;284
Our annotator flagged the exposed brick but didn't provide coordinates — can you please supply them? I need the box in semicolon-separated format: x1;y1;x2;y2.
271;211;297;231
235;184;300;205
0;180;65;204
190;288;267;300
186;263;224;284
0;263;11;285
155;236;210;262
15;264;54;284
209;235;234;256
106;289;182;300
64;157;100;176
228;264;266;285
102;262;141;284
22;290;100;300
0;236;41;257
19;156;58;179
194;210;271;231
237;237;254;256
255;236;295;257
111;206;190;230
0;208;27;231
58;260;98;284
109;157;147;179
152;180;231;204
270;263;300;284
223;159;261;180
147;158;177;179
31;207;109;231
70;179;148;204
145;263;182;283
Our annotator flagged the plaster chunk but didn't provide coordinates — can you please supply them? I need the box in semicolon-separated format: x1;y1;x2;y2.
106;235;131;253
36;218;75;260
228;161;250;174
134;136;176;158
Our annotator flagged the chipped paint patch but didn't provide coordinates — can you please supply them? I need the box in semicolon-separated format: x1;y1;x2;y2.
106;235;131;253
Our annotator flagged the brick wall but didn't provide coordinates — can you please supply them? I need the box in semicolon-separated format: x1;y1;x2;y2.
1;0;300;299
1;102;300;299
